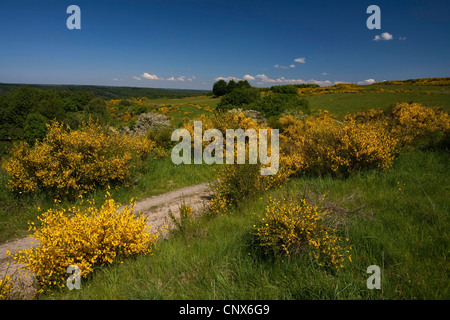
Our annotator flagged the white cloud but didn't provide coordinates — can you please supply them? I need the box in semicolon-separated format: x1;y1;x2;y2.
165;76;186;82
334;81;350;85
255;74;312;85
141;73;161;80
223;74;349;87
399;36;407;40
255;74;352;87
357;79;376;85
139;73;189;82
274;64;296;69
374;32;393;41
214;76;242;82
113;78;119;81
309;79;332;86
294;57;306;64
321;72;328;76
255;74;277;83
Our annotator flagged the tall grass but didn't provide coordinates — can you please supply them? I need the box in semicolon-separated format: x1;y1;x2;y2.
46;149;449;300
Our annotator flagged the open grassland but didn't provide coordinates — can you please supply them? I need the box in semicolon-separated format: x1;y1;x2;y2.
107;95;220;128
307;84;450;117
46;150;449;300
1;78;449;300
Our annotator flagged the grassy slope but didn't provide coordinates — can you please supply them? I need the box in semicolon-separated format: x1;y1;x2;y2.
144;96;220;107
2;80;449;299
308;85;450;117
48;149;449;300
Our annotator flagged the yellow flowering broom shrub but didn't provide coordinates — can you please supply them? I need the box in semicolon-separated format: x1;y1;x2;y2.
10;195;159;293
278;110;399;177
209;163;264;215
252;197;351;269
169;203;194;232
183;111;268;150
389;102;450;148
0;275;14;300
186;111;281;215
340;117;399;171
1;120;154;197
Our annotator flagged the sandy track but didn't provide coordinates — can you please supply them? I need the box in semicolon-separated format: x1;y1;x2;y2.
0;182;213;299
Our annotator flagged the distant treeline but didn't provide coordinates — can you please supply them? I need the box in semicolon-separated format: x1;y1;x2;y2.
0;87;101;148
377;77;450;86
0;83;208;155
212;79;319;97
0;83;208;99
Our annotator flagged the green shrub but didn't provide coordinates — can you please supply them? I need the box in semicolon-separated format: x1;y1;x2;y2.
2;120;154;198
269;85;298;94
23;113;48;145
255;93;310;117
213;80;228;97
210;163;263;214
217;88;261;111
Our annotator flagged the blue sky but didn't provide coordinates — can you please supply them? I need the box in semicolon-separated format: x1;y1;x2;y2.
0;0;449;90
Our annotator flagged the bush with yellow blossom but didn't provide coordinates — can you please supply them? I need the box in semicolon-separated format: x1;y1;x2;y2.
1;119;154;198
0;275;14;300
184;111;280;215
388;102;450;148
9;194;160;294
278;110;399;177
251;196;351;269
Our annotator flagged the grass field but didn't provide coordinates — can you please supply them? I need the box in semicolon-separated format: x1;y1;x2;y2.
307;84;450;117
143;95;221;126
1;79;449;300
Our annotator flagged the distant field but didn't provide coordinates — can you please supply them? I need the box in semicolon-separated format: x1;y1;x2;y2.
145;96;221;126
307;84;450;117
142;84;450;123
144;95;220;107
108;95;221;128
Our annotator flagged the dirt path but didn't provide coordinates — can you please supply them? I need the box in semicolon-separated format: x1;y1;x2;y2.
0;182;213;299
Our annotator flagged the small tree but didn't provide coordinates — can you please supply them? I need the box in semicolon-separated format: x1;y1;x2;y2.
226;79;237;93
213;80;228;97
237;80;251;89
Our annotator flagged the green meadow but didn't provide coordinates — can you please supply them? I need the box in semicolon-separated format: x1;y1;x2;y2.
46;149;449;300
0;79;448;300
